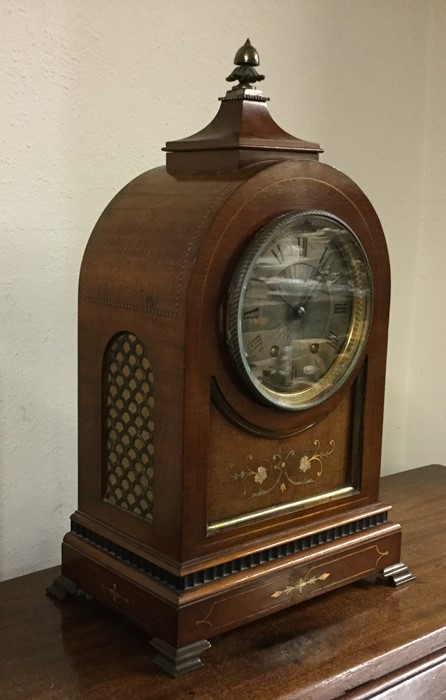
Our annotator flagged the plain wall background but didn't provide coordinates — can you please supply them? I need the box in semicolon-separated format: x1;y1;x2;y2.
1;0;445;582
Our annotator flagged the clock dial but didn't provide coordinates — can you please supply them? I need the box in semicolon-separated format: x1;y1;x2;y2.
226;212;373;410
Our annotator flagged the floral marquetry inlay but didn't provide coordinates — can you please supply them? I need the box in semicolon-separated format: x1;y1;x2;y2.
227;439;335;499
271;572;331;598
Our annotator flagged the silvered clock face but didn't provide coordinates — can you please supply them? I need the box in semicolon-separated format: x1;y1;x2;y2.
226;211;373;410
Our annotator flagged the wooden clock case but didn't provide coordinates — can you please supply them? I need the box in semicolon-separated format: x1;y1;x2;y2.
50;44;413;676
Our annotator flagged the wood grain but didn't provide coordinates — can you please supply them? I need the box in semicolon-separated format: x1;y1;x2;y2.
1;465;444;699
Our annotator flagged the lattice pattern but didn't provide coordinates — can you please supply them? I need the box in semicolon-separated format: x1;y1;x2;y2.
103;332;154;521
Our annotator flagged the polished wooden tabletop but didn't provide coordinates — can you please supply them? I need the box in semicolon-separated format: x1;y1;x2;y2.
1;465;445;699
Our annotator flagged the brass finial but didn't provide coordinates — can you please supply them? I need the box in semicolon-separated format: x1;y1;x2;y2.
223;39;268;102
226;38;265;89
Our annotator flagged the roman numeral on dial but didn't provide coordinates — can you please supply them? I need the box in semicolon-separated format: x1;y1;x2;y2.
271;244;285;264
297;236;308;257
247;334;264;354
243;307;260;320
334;302;348;314
326;331;340;349
319;245;336;272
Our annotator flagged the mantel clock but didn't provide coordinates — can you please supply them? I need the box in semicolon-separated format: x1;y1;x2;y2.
50;40;413;676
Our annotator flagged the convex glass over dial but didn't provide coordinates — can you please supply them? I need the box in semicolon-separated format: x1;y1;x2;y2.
226;211;373;410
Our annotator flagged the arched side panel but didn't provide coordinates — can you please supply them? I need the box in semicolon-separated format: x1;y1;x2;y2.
103;332;155;522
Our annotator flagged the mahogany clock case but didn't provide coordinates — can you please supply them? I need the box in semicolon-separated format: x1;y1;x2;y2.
49;42;413;675
72;157;392;562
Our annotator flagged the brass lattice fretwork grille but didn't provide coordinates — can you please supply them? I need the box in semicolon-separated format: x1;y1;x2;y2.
103;332;154;521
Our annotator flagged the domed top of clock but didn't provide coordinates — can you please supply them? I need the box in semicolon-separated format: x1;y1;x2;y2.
164;39;322;173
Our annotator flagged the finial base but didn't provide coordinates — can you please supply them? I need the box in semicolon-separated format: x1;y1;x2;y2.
220;87;269;103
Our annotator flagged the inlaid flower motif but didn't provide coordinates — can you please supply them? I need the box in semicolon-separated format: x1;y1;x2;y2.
227;440;335;498
254;466;268;484
299;455;312;472
271;571;331;598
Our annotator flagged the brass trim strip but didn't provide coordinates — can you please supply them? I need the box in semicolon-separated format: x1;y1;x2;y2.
207;485;354;532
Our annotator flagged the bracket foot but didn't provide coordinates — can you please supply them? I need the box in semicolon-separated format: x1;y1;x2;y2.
377;562;415;587
150;637;211;677
46;575;79;601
